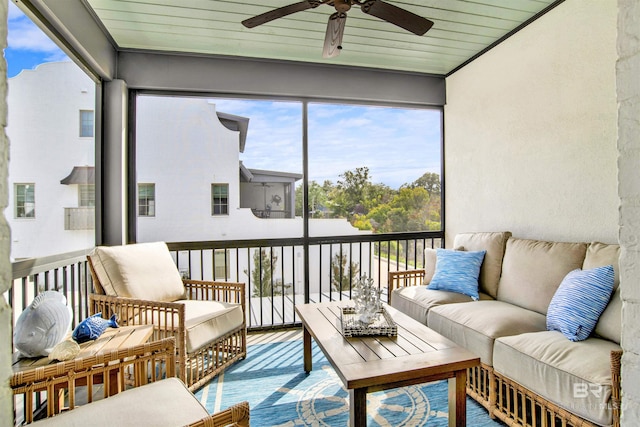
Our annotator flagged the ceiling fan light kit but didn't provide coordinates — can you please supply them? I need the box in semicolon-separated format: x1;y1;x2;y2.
242;0;434;58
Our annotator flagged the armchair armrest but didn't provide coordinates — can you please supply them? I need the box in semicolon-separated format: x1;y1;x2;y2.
187;400;250;427
183;279;246;316
89;294;187;380
387;269;426;304
90;293;186;330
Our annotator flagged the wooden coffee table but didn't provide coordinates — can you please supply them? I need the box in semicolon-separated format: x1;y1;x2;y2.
295;301;480;427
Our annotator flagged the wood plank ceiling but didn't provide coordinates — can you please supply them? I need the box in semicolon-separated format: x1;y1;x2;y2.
85;0;562;75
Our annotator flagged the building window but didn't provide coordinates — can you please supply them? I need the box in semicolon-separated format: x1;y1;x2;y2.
138;183;156;217
214;249;229;279
211;184;229;215
79;184;95;207
15;184;35;218
79;110;94;137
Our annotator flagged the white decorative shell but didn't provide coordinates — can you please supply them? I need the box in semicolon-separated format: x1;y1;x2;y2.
48;340;81;361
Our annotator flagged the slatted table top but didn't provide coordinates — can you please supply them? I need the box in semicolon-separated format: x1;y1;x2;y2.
296;301;479;390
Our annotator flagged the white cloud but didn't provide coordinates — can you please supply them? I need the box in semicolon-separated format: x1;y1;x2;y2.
8;2;65;55
8;2;25;20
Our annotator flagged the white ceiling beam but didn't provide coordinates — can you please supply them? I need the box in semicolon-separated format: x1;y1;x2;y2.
117;51;446;107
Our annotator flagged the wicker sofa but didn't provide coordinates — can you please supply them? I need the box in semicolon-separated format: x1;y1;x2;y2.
388;232;622;427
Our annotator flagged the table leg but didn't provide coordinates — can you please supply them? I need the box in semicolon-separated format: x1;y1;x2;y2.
349;388;367;427
108;369;121;396
448;369;467;427
303;324;312;373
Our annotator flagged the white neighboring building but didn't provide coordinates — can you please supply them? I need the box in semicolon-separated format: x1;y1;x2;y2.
135;96;371;295
135;95;364;242
7;62;96;259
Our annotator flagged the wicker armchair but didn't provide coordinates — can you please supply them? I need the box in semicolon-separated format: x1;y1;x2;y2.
11;338;250;426
87;241;247;391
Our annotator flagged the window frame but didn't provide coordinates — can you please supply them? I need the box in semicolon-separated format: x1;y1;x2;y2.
15;183;36;219
78;184;95;207
211;183;229;216
138;183;156;217
79;110;94;138
127;91;444;243
213;249;230;280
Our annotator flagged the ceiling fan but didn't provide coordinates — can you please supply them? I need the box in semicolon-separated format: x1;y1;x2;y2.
241;0;434;58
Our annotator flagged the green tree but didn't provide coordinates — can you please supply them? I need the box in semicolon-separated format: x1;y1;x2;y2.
292;168;440;233
244;248;290;297
330;252;360;292
364;182;395;212
331;167;372;218
367;187;431;232
295;180;330;217
408;172;441;196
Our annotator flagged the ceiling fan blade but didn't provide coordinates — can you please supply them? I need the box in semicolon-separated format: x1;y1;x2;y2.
242;1;317;28
323;12;347;58
361;0;434;36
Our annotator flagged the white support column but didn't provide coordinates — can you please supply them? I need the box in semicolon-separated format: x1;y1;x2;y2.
100;79;128;246
617;0;640;425
0;1;13;424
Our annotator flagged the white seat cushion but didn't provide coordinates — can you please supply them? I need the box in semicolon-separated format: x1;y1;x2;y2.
89;242;185;302
183;300;244;353
391;286;491;325
153;300;244;354
30;378;209;427
494;331;620;426
427;300;547;365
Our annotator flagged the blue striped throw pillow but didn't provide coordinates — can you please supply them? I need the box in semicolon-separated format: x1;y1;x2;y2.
546;265;615;342
428;249;486;300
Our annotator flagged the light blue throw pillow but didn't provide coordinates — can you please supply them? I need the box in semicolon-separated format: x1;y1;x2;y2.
428;249;486;300
546;265;615;342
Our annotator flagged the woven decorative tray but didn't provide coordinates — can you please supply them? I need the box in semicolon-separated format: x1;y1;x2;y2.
341;307;397;337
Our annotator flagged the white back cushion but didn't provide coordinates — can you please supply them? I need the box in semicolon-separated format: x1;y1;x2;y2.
89;242;185;302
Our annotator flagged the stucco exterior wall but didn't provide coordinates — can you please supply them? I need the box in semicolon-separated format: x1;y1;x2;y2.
7;62;95;258
1;1;13;424
618;0;640;423
444;0;618;246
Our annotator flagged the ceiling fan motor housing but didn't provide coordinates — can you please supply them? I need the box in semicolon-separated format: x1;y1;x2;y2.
334;0;352;13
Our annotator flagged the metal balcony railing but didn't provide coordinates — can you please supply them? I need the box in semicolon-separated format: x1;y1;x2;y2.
250;208;291;218
6;232;443;333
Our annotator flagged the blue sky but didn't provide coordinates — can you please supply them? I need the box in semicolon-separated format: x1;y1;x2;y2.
212;100;441;189
6;3;441;189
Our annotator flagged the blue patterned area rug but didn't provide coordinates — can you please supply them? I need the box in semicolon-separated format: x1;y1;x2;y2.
195;339;504;426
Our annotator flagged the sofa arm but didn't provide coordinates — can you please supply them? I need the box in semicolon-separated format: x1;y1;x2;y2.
611;350;622;427
187;400;250;427
388;270;426;304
